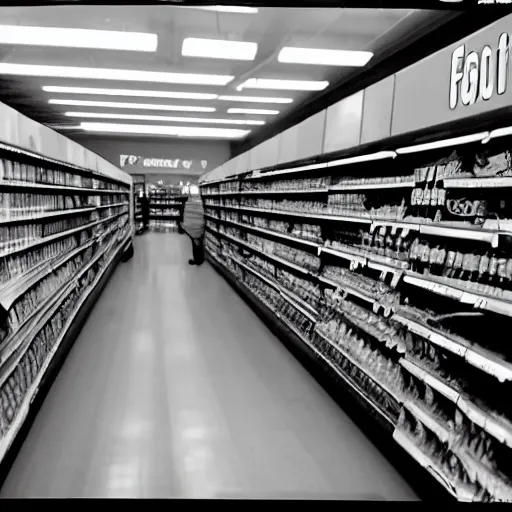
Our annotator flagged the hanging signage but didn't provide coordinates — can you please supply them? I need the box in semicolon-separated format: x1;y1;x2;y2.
120;154;208;171
449;32;510;110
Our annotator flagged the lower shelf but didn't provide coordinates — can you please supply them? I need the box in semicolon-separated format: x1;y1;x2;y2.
0;234;132;482
206;250;453;502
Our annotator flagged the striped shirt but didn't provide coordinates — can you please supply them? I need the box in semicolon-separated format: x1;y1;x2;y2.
181;195;205;239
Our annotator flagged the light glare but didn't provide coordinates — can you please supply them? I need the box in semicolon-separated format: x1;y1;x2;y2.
49;99;215;113
80;122;250;139
0;63;233;86
0;25;157;52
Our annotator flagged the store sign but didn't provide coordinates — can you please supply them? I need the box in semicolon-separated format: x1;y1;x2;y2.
449;32;510;109
120;154;208;170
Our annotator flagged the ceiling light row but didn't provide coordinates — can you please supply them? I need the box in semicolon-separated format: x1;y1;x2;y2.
0;25;158;52
42;86;294;104
65;111;265;126
0;63;234;86
49;99;279;117
80;122;250;139
181;37;372;68
0;25;373;69
49;99;216;113
0;63;325;92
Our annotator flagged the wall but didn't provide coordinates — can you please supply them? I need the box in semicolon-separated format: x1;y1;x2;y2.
201;13;512;184
71;134;231;185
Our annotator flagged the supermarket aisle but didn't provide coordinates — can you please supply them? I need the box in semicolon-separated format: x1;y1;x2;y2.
0;234;417;500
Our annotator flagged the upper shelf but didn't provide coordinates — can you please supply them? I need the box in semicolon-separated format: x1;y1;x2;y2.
0;101;131;186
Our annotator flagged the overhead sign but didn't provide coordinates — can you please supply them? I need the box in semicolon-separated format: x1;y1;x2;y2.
449;32;510;110
120;154;208;171
391;14;512;137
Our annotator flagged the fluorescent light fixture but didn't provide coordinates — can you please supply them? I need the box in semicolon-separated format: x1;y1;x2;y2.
181;6;258;13
0;63;233;86
395;132;489;154
182;38;258;61
218;95;293;104
0;25;157;52
66;111;265;126
278;47;373;67
240;78;329;91
80;122;250;139
487;126;512;142
227;108;279;115
42;85;218;101
327;151;397;167
49;99;215;113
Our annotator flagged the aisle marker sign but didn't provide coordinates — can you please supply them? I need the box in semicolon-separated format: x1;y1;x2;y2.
120;154;208;171
449;32;510;109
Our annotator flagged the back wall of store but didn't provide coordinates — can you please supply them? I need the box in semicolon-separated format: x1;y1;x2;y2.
71;134;231;187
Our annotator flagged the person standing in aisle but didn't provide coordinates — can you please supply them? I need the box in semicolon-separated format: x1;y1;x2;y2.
180;191;205;265
140;194;150;231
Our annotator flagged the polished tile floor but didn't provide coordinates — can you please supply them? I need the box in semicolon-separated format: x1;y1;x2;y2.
0;234;418;499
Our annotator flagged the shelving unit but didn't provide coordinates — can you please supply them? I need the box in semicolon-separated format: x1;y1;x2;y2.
147;189;187;234
201;133;512;502
0;137;132;470
132;174;146;236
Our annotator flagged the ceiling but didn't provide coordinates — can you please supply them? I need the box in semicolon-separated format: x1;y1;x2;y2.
0;5;464;144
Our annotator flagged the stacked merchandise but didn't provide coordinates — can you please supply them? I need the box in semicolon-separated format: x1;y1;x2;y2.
148;189;187;233
132;175;146;235
0;149;131;463
201;140;512;502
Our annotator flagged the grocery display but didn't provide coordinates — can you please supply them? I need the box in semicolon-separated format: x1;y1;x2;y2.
201;136;512;502
0;142;132;468
132;174;146;235
147;189;187;234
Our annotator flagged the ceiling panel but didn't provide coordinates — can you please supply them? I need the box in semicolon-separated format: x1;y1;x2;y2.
0;5;455;141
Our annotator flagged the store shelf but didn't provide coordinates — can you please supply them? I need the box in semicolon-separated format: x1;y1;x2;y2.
211;227;313;277
217;216;320;249
0;232;131;464
0;239;95;311
97;202;128;210
315;328;401;414
239;188;329;196
0;227;128;370
0;203;128;226
0;180;128;194
202;120;512;501
212;203;510;248
0;280;76;376
330;180;415;191
201;192;239;197
0;211;127;259
210;251;397;432
400;358;512;449
149;203;183;208
317;275;377;306
393;430;474;502
403;401;452;444
0;207;96;225
231;256;279;291
315;342;396;428
320;245;409;275
393;313;512;382
403;272;512;319
443;176;512;189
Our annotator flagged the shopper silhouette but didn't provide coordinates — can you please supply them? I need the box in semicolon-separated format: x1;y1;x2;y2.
140;194;150;231
181;192;205;265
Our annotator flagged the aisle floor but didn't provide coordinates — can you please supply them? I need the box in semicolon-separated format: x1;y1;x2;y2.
0;234;418;499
